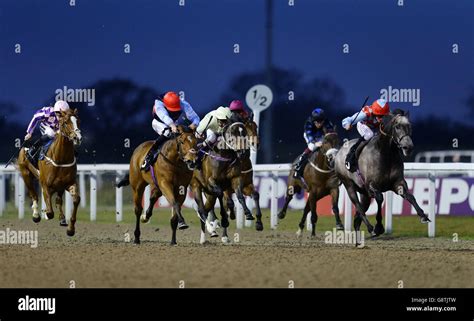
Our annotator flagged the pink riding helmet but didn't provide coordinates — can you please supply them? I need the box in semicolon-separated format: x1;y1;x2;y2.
229;100;248;117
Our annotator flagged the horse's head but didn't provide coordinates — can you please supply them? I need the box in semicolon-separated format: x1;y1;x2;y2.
223;117;248;159
175;125;198;170
320;131;340;167
58;109;82;146
382;109;413;157
242;111;260;151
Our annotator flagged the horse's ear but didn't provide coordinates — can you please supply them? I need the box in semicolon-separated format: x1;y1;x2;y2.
176;125;184;134
73;108;79;116
405;110;410;118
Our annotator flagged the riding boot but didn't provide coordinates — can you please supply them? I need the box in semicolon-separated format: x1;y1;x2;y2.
345;137;365;172
141;135;168;171
293;152;310;178
26;136;47;163
195;144;208;170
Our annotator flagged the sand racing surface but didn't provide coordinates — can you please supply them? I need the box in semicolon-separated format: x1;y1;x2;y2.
1;215;473;289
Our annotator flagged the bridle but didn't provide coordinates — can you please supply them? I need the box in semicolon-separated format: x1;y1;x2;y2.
379;115;411;150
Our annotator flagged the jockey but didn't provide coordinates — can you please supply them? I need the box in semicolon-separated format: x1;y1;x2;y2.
293;108;335;178
342;98;390;172
194;106;232;168
229;100;249;120
24;100;70;162
141;91;200;171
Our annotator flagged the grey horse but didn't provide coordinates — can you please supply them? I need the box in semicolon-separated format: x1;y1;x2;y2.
334;109;430;244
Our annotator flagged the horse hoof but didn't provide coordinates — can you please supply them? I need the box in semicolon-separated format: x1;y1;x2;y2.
66;229;75;237
140;215;150;224
178;222;189;230
374;225;385;236
59;219;68;227
296;229;302;238
170;241;177;246
255;222;264;231
134;239;140;245
336;223;344;231
277;211;286;219
245;214;255;221
210;231;219;238
421;216;431;223
46;212;54;220
221;236;230;244
229;213;236;220
32;215;41;223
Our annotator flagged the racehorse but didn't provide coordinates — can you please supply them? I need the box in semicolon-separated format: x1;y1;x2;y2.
17;109;82;236
117;125;198;245
206;113;263;234
277;131;342;237
334;109;430;244
190;119;251;244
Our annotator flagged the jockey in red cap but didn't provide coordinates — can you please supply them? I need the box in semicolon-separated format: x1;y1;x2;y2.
341;98;391;172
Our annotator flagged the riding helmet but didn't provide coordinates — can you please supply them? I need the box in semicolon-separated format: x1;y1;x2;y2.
311;108;326;121
371;99;390;116
163;92;181;112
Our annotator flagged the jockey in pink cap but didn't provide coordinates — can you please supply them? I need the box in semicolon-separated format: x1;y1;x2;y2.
229;100;249;119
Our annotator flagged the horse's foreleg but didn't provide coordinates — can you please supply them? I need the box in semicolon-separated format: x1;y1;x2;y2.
233;178;253;220
55;191;67;227
42;187;55;220
217;195;230;243
330;187;344;230
297;200;311;238
309;192;318;238
244;184;263;231
160;181;188;230
66;184;80;237
374;192;385;236
193;184;207;224
396;180;430;223
278;185;295;220
142;188;161;223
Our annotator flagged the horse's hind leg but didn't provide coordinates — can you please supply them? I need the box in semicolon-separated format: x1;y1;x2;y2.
357;193;374;237
66;184;80;237
232;178;254;220
330;187;344;230
396;180;430;223
132;182;147;244
56;191;67;226
297;200;310;238
216;195;230;243
21;170;40;223
345;185;374;244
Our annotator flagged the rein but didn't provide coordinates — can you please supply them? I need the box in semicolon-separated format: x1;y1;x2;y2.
379;115;410;150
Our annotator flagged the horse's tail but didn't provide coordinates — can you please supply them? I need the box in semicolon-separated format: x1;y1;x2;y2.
116;173;130;188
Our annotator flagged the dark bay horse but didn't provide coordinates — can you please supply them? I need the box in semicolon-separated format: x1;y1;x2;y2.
118;125;198;245
278;132;343;237
208;113;263;233
190;120;251;244
17;109;82;236
334;110;430;244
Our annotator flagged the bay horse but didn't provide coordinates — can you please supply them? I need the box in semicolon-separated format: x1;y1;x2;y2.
207;113;263;233
117;125;198;245
17;109;82;236
277;131;343;237
334;109;430;245
190;120;251;244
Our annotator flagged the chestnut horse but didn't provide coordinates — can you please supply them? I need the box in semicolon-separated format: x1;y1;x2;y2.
118;125;198;245
17;109;82;236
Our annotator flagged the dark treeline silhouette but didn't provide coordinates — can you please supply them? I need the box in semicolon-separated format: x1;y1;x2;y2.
1;73;473;164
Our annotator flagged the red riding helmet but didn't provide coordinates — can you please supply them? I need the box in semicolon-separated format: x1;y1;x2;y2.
371;99;390;116
163;92;181;112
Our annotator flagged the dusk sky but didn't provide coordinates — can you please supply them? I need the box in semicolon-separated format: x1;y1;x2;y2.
0;0;473;126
